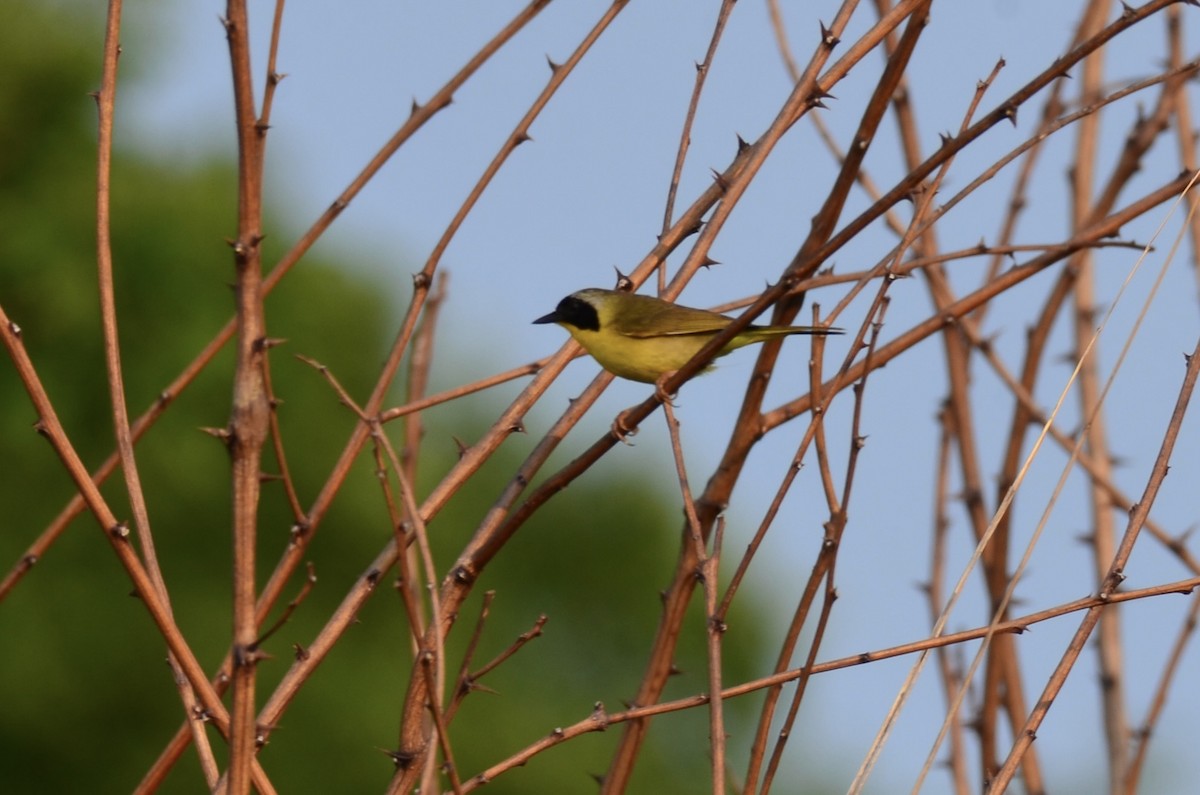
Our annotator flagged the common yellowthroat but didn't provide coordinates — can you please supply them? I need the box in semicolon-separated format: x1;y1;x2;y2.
534;288;841;384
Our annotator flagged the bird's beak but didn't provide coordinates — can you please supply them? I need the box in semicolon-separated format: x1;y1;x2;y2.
532;311;561;325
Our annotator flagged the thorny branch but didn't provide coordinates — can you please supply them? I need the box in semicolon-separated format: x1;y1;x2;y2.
4;2;1199;794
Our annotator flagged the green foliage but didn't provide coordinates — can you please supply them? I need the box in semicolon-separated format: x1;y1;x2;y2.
0;6;774;794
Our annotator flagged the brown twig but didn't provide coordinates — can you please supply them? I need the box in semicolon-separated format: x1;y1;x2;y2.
467;614;549;685
221;2;272;789
928;402;972;794
661;399;727;794
1121;589;1200;792
988;333;1200;793
658;0;738;292
602;4;932;775
93;0;223;787
769;297;880;795
756;309;874;795
763;170;1196;432
257;0;286;134
261;343;305;520
0;305;276;792
460;576;1200;792
447;591;498;720
2;0;544;618
1165;5;1200;298
862;13;1038;790
256;561;318;647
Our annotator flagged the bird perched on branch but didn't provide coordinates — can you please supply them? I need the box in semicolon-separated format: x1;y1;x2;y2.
534;287;841;384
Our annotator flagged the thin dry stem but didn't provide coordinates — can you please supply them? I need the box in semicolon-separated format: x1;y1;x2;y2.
459;577;1200;792
988;331;1200;794
0;304;278;792
1121;589;1200;792
10;3;1197;793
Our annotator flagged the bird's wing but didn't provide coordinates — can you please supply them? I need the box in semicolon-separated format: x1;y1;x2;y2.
613;297;734;338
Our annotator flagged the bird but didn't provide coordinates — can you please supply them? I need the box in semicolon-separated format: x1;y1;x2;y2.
534;288;841;385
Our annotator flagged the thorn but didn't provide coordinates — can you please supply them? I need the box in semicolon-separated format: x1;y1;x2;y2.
382;748;418;769
613;268;633;291
466;680;500;697
735;134;750;154
818;20;840;48
546;54;561;73
200;426;233;443
808;86;836;109
711;168;729;193
289;521;310;544
699;256;720;269
243;647;273;665
255;336;288;352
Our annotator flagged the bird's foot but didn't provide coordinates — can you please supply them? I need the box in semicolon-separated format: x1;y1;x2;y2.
654;371;679;405
611;410;639;445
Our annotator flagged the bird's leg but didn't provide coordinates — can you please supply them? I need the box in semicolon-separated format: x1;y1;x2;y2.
610;373;678;445
611;410;638;445
654;371;679;405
